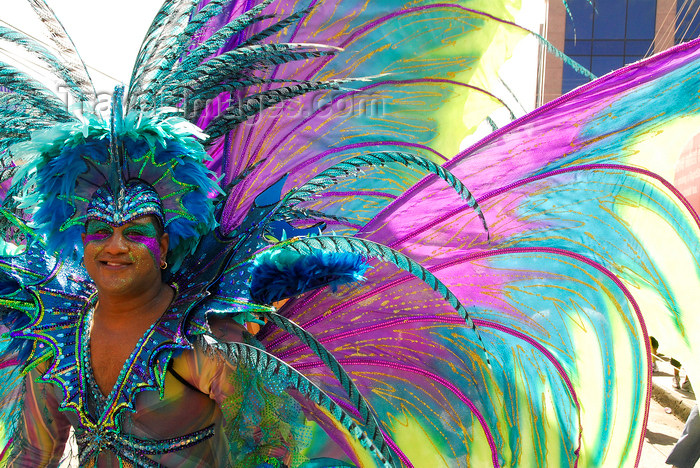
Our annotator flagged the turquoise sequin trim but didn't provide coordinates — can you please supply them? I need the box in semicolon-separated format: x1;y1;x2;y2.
86;180;165;228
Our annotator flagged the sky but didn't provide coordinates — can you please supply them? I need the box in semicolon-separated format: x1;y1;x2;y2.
2;0;162;93
0;0;546;121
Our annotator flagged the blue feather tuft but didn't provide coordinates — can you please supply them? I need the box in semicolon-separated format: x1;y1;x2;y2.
10;112;220;271
250;250;369;304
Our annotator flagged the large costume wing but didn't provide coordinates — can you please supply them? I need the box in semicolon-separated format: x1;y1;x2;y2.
254;38;700;467
132;1;679;466
126;0;590;234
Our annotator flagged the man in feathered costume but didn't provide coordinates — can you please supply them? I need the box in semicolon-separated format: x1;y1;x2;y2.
2;0;700;467
3;93;321;466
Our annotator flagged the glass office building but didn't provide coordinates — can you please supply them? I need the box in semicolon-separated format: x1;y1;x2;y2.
542;0;700;99
562;0;658;92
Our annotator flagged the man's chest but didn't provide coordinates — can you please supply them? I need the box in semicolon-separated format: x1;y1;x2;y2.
89;328;150;395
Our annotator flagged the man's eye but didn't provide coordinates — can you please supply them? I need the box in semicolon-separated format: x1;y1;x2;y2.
89;230;111;236
124;231;145;239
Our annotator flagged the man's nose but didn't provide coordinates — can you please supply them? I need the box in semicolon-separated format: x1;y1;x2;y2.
102;232;128;253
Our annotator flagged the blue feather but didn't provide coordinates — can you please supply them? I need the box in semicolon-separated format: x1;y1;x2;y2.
250;250;369;304
11;113;219;271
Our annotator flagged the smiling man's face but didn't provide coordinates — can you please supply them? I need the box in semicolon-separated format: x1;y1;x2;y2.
82;216;169;297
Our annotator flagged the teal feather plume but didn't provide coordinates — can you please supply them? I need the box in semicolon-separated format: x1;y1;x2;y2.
132;6;277;111
258;311;394;465
130;0;190;75
267;235;476;329
25;0;96;100
273;207;352;225
127;0;198;108
0;63;71;118
0;25;89;103
250;249;368;301
266;236;492;365
159;44;339;108
453;5;596;81
0;113;52;135
533;31;595;80
560;0;596;41
0;87;74;157
108;87;125;204
174;77;337;109
0;92;69;122
182;43;338;82
178;0;229;45
237;9;310;47
0;98;47;122
204;81;346;140
282;151;489;236
141;0;241;100
168;1;275;79
0;134;31;155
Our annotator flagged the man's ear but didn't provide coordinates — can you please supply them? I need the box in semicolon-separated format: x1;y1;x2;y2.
159;232;169;262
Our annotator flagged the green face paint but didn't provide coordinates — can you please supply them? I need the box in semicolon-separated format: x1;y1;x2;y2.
123;223;162;266
84;219;162;266
84;220;114;242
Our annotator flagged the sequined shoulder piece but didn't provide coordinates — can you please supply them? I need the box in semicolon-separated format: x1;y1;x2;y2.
5;247;94;373
11;270;206;430
66;289;205;430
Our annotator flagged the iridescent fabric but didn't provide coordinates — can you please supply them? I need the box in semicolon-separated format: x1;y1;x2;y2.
253;38;700;468
0;1;699;468
8;335;309;467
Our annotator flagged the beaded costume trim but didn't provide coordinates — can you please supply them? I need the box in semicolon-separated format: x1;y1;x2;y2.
11;279;202;430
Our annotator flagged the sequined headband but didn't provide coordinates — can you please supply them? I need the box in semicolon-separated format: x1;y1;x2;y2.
86;180;165;228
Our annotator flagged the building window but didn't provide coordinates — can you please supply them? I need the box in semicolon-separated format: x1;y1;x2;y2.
676;1;700;44
562;0;657;94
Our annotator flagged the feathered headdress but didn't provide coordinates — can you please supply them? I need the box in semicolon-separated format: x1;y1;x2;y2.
0;0;352;270
8;90;220;271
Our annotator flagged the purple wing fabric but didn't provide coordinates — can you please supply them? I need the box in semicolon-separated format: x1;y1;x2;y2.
182;1;539;233
256;38;700;467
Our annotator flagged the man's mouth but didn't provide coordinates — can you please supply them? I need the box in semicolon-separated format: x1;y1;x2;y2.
99;260;131;267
